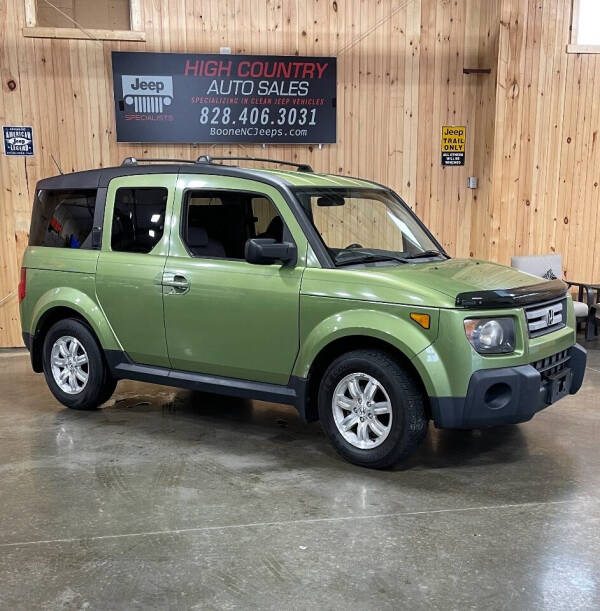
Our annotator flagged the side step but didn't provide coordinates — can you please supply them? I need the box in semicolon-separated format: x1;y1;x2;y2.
104;351;307;412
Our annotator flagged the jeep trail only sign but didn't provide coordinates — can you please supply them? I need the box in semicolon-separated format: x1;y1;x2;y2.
111;51;337;144
441;125;466;166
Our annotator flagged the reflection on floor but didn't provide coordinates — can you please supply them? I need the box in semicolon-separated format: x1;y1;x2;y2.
0;338;599;609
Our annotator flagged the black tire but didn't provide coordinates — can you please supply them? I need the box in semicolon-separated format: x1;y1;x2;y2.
98;376;118;406
42;318;115;410
318;349;428;468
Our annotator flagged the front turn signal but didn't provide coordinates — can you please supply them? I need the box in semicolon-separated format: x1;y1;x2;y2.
410;312;430;329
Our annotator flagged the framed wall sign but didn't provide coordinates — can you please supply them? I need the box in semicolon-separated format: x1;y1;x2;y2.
112;52;337;144
3;126;34;156
441;125;466;166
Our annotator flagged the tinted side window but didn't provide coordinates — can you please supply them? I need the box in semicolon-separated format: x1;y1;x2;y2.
29;189;97;248
111;187;168;253
183;190;284;259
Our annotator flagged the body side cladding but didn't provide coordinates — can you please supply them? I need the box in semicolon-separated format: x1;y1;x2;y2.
22;331;32;351
568;343;587;394
104;350;311;421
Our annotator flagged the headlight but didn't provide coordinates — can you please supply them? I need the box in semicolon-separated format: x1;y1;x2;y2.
463;318;515;354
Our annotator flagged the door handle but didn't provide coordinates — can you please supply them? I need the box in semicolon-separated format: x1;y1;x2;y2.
162;272;190;294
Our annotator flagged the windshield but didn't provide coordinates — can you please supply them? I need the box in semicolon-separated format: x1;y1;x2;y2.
293;187;445;266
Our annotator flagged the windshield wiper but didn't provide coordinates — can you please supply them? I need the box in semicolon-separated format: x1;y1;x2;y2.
333;250;410;266
333;248;447;267
401;249;447;260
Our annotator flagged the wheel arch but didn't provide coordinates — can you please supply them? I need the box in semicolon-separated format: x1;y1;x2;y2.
29;293;118;373
302;335;430;423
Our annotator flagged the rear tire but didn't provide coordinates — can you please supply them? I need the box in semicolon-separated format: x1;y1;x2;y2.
318;349;428;468
42;318;115;410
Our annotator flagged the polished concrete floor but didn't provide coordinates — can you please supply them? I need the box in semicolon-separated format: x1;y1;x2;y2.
0;341;599;610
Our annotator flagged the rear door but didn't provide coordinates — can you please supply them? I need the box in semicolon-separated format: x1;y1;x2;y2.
163;175;307;385
95;175;176;367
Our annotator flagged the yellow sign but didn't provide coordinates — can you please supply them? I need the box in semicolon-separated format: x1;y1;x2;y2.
441;125;466;166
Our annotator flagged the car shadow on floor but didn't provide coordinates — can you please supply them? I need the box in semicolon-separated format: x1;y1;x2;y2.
403;425;530;469
73;384;566;464
46;384;579;508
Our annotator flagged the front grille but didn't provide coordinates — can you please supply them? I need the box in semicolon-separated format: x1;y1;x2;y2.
532;349;570;379
524;298;566;338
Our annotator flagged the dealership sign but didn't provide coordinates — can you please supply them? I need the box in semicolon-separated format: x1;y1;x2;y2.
111;52;336;144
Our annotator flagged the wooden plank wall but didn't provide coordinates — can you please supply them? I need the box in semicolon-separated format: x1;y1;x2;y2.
416;0;499;258
490;0;600;283
2;0;593;347
1;0;497;347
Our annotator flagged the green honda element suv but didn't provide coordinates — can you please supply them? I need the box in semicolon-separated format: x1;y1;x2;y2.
19;156;586;468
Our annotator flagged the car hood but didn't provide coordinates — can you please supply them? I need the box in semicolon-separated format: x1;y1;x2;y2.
379;258;569;307
408;258;545;298
302;258;566;308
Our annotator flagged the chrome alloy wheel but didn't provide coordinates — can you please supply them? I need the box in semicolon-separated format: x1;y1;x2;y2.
50;336;89;395
332;372;393;449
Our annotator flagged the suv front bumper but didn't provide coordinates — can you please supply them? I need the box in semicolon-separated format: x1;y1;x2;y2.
430;344;587;429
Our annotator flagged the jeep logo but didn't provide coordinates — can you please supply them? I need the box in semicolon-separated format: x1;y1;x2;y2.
121;75;173;113
130;78;165;92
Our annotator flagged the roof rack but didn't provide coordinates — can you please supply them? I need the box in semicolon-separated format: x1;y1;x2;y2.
196;155;313;173
121;157;196;166
121;155;314;173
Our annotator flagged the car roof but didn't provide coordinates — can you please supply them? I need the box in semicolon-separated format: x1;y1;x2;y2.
35;162;380;191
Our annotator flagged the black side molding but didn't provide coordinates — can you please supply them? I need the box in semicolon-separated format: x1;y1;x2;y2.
455;279;568;309
22;331;32;351
568;343;587;395
105;350;310;420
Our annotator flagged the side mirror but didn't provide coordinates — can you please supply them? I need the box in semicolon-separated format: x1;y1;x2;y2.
245;238;296;265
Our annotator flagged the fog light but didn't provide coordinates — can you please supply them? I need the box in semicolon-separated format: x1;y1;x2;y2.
484;382;512;410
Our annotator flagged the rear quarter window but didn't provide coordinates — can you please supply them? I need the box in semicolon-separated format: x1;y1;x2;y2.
29;189;97;249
